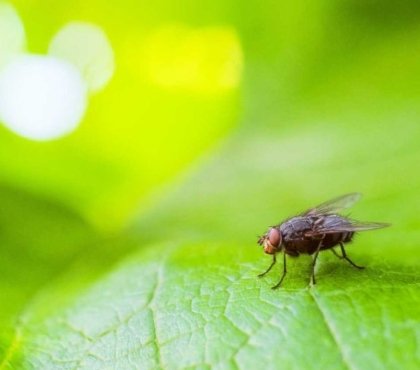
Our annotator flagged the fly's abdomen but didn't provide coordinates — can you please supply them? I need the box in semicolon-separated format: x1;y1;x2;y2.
321;231;354;249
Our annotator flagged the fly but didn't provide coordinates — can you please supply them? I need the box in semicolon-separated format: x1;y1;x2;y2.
257;193;390;289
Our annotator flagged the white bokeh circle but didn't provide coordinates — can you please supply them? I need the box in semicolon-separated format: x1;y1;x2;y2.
0;54;87;140
49;22;115;92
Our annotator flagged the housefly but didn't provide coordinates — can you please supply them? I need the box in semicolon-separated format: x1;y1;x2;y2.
257;193;390;289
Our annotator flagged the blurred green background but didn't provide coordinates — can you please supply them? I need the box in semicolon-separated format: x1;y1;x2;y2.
0;0;419;369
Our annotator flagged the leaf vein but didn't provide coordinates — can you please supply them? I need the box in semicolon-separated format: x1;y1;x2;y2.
309;289;355;370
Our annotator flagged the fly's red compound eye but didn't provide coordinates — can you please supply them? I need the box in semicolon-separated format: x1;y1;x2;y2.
268;228;281;248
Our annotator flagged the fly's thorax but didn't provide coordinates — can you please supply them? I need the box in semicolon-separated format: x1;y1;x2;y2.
280;216;313;240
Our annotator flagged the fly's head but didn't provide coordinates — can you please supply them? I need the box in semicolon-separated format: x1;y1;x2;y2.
257;227;282;255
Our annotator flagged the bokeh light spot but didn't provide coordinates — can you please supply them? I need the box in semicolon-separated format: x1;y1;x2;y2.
48;22;115;93
143;25;243;93
0;55;87;140
0;2;26;68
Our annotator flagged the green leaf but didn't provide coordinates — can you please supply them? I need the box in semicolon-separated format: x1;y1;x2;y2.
1;118;420;369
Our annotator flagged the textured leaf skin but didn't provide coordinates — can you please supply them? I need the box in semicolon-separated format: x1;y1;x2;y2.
1;124;420;369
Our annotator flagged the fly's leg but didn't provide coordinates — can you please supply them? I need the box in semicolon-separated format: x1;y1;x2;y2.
258;254;276;277
310;240;323;286
310;250;320;285
271;253;287;289
339;242;365;269
330;248;342;258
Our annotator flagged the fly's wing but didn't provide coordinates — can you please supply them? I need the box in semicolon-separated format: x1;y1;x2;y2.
304;217;390;237
301;193;362;216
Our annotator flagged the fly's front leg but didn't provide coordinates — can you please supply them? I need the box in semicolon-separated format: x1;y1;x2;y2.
271;252;287;289
258;254;276;278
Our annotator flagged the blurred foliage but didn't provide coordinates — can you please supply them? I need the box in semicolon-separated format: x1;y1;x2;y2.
1;0;242;229
1;0;420;369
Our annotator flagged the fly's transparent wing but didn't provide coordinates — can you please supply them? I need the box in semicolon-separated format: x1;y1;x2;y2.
301;193;362;216
304;217;390;237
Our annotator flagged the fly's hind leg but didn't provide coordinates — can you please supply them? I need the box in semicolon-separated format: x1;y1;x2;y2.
330;248;342;258
271;253;287;289
258;254;276;277
339;242;365;269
